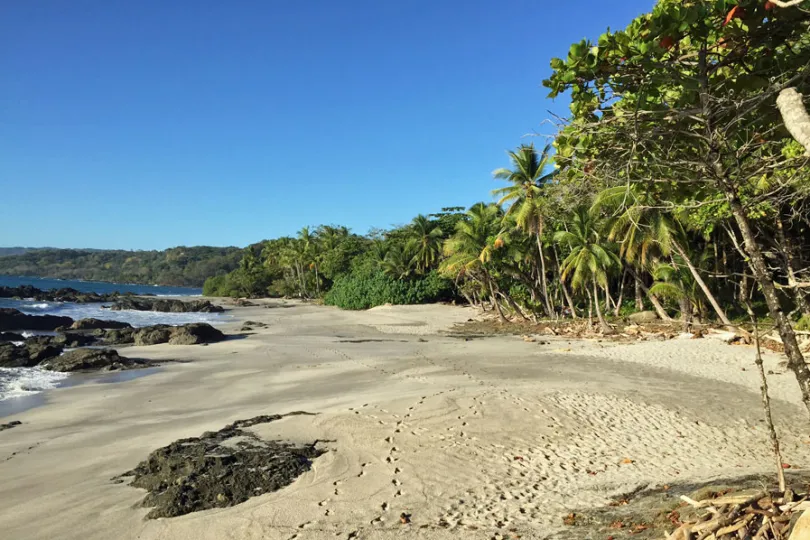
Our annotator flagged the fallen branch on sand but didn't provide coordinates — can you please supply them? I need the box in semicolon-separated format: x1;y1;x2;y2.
667;489;806;539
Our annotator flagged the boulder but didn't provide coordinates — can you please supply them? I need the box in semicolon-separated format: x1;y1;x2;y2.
98;327;136;345
0;308;73;331
70;318;132;330
0;286;119;303
790;508;810;540
0;341;63;368
54;332;98;348
42;348;149;372
134;326;173;346
0;331;25;342
111;298;224;313
168;323;226;345
627;311;659;324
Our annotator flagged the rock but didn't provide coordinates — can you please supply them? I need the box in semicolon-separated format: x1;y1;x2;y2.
97;327;136;345
0;420;22;431
0;341;63;367
134;326;173;346
116;412;323;518
0;308;73;331
243;320;268;328
627;311;659;324
234;299;257;307
70;318;132;330
789;508;810;540
168;323;226;345
42;348;149;372
624;325;641;336
0;286;119;303
0;331;25;342
53;332;98;348
111;298;224;313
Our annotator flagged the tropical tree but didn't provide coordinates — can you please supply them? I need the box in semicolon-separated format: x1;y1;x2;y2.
493;143;557;317
441;203;510;322
553;207;620;332
406;215;444;273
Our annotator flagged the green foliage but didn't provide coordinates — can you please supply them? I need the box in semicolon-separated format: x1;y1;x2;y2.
797;315;810;332
324;267;453;310
0;246;242;287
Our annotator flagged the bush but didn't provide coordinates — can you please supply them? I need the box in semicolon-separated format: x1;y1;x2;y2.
324;268;453;310
797;315;810;332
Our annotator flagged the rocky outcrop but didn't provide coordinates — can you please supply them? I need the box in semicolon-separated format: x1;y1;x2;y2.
70;318;132;330
0;286;120;303
134;326;173;346
42;348;149;372
0;341;63;368
90;323;226;347
0;308;73;331
168;323;226;345
0;331;25;342
110;298;224;313
116;412;323;518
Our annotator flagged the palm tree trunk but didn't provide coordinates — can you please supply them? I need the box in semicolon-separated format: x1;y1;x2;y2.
314;265;321;297
628;267;671;321
585;287;594;328
535;234;553;317
613;269;627;317
634;276;644;310
593;280;612;333
673;241;731;325
775;215;810;317
488;276;508;323
500;292;529;321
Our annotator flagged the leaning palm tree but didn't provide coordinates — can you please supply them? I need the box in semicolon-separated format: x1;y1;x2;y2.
493;143;557;317
553;207;620;333
441;203;509;322
593;184;731;325
382;244;416;280
407;215;443;274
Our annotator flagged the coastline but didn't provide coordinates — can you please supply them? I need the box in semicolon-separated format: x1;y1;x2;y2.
1;300;807;540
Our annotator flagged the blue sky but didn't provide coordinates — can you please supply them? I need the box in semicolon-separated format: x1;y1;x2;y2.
1;0;654;250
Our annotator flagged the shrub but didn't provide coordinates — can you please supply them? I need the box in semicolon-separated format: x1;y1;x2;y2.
324;268;453;310
797;315;810;332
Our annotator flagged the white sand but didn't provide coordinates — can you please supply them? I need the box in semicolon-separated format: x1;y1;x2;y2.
1;301;808;540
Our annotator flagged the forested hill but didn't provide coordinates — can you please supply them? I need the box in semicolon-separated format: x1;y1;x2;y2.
0;246;242;287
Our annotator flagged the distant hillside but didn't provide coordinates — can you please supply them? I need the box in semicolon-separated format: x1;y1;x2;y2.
0;247;38;257
0;246;243;287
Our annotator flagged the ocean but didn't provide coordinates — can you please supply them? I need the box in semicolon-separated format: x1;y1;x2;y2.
0;275;226;403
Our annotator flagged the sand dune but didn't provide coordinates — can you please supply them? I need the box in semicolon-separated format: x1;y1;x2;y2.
1;301;807;539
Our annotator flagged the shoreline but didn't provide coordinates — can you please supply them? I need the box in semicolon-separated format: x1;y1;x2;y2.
1;301;806;540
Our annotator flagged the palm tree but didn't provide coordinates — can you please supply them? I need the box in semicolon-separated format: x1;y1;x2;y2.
382;244;416;280
649;261;702;324
441;203;509;322
553;207;620;333
406;215;443;274
594;184;731;325
493;143;557;317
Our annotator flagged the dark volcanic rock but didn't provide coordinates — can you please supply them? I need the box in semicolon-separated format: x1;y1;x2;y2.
0;341;63;367
168;323;226;345
96;327;136;345
0;308;73;331
0;286;120;303
117;412;324;518
0;332;25;342
133;325;173;346
111;297;224;313
42;348;149;372
70;318;132;330
53;332;97;348
0;420;22;431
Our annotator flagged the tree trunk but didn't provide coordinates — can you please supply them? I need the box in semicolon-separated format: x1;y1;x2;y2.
775;215;810;317
672;241;732;325
614;269;626;317
314;265;321;297
500;292;529;321
726;192;810;419
585;287;594;328
777;87;810;157
553;245;578;318
634;274;644;310
592;280;612;333
629;267;672;321
488;276;508;323
739;271;750;306
535;235;553;318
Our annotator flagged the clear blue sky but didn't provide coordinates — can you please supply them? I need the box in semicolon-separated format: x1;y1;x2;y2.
1;0;654;250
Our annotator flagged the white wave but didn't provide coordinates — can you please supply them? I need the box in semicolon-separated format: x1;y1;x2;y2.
21;331;34;338
0;367;69;401
25;303;51;309
11;341;23;346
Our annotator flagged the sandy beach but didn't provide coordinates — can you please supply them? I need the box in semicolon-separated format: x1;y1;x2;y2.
1;301;808;540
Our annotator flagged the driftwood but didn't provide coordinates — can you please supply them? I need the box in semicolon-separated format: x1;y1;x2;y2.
668;490;804;539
